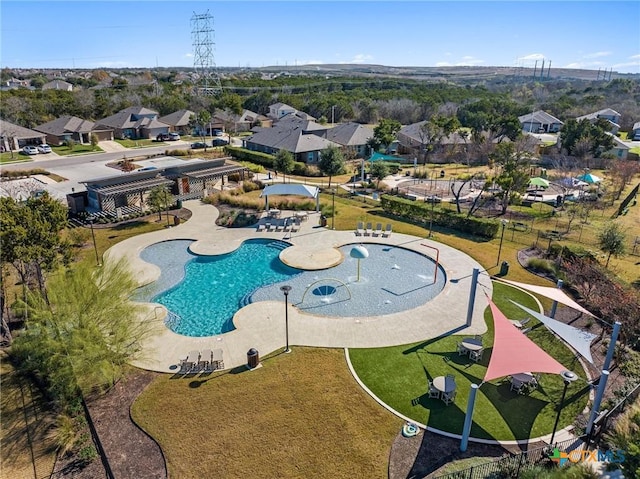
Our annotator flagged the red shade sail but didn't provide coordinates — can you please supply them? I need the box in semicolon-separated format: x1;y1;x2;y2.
484;297;568;382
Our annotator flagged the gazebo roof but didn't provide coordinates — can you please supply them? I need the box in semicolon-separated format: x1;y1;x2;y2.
484;297;568;382
260;184;319;198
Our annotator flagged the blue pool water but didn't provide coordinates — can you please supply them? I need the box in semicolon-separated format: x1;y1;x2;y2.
136;239;446;337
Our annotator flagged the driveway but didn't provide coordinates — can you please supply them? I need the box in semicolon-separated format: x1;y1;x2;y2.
97;140;127;152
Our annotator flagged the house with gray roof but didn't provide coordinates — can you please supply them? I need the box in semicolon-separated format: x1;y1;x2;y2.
42;79;73;91
576;108;621;134
34;115;113;145
0;119;46;152
268;102;297;120
518;110;564;133
607;133;630;160
95;107;170;140
632;121;640;141
159;109;195;135
397;120;467;155
317;122;374;158
244;118;338;163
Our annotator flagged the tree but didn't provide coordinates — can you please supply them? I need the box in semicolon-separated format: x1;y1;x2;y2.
274;150;294;183
606;401;640;479
373;118;401;150
598;222;626;268
90;133;99;149
11;259;155;409
146;185;173;221
559;118;615;158
318;146;345;188
369;162;389;190
490;140;533;214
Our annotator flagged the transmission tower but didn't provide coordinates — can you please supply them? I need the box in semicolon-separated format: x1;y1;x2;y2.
191;10;222;95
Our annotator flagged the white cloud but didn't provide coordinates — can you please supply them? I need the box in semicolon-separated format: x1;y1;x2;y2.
456;56;484;66
436;61;452;67
339;54;373;64
298;59;324;65
563;61;606;69
583;51;611;59
628;54;640;60
518;53;545;62
185;53;193;58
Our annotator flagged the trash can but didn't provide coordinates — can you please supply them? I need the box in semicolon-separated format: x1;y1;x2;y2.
247;348;259;369
173;215;180;226
320;215;327;227
500;261;509;276
176;199;183;209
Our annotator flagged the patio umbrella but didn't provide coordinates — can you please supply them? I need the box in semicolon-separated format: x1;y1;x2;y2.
529;177;550;188
577;173;602;184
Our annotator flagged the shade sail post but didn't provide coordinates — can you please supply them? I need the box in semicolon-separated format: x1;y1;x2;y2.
586;370;610;437
549;279;563;318
466;268;480;327
603;322;621;371
460;383;479;452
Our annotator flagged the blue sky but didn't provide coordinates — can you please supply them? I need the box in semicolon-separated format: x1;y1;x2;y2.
2;1;639;73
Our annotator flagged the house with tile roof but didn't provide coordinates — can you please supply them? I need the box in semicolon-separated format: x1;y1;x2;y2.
95;107;170;140
317;122;374;158
576;108;621;134
0;119;47;151
518;110;564;133
244;117;338;163
159;109;195;135
34;115;113;145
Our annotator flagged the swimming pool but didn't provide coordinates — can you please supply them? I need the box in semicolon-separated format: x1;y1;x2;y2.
136;239;446;337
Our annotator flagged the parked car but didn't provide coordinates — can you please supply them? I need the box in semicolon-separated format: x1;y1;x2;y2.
190;141;209;149
37;144;52;154
22;145;39;155
211;138;229;147
155;133;171;141
168;132;180;141
136;166;158;172
212;129;223;136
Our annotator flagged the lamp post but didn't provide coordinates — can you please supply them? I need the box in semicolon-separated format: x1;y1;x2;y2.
428;195;437;238
331;105;336;125
331;188;336;230
87;217;101;266
164;189;171;227
496;219;508;266
280;285;292;353
550;370;578;445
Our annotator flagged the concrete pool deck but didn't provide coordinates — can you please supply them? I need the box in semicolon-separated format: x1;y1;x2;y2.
105;200;493;373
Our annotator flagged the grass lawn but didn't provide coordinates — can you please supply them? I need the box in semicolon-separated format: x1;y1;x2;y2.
0;152;34;164
0;352;57;479
348;281;590;441
51;144;103;156
114;139;158;148
132;348;402;478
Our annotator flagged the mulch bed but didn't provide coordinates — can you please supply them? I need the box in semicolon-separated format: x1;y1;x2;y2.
52;369;167;478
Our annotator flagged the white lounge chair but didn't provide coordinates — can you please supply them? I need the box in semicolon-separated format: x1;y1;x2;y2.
212;349;224;370
199;349;213;372
374;223;383;236
355;221;364;236
265;222;272;231
256;223;265;232
365;222;373;236
382;223;392;237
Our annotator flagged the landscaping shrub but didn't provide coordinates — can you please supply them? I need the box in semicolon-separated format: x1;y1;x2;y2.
225;146;275;168
526;258;557;275
292;161;308;176
380;195;498;238
166;149;189;156
1;168;49;179
67;228;91;247
238;161;266;174
242;181;261;193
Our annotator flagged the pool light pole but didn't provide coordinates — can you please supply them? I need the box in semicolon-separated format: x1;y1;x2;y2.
550;370;578;445
331;188;336;230
496;219;508;266
280;285;292;353
87;217;101;266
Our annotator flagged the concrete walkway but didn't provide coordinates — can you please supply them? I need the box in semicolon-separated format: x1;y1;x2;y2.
106;200;492;373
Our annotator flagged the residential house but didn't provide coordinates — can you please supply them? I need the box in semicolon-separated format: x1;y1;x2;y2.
95;107;170;140
244;117;337;163
576;108;622;134
631;121;640;141
606;133;630;160
397;120;467;158
0;119;47;151
1;78;31;91
318;122;374;158
238;109;271;130
34;115;113;145
159;109;195;135
268;102;297;120
518;110;564;133
42;79;73;91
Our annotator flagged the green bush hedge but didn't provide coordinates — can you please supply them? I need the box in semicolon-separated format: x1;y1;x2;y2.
380;195;499;239
225;146;275;168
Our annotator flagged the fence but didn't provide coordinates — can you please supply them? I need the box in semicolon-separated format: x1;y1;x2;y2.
590;381;640;443
429;436;586;479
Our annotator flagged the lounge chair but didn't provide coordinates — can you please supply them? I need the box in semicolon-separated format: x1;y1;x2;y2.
199;349;213;372
355;221;364;236
282;219;291;232
291;220;301;232
374;223;383;236
365;222;373;236
212;348;224;370
181;350;200;373
256;223;265;232
265;222;272;231
275;221;283;232
382;223;392;237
